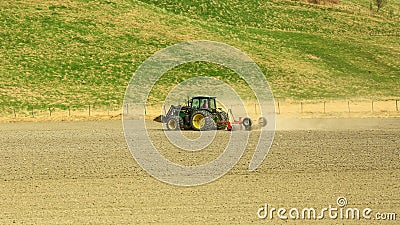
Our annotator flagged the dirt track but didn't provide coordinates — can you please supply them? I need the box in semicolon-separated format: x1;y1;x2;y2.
0;118;399;224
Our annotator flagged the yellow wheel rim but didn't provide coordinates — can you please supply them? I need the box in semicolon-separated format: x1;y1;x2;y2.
192;114;205;130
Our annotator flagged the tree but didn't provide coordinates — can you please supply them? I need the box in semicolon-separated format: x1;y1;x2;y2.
374;0;388;12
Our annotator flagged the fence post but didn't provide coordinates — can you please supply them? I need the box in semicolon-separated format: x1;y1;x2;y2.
323;101;326;113
396;100;398;112
68;106;71;117
277;100;280;114
13;108;16;118
371;101;374;112
31;107;35;118
88;105;91;116
49;107;52;117
300;102;303;113
347;101;350;113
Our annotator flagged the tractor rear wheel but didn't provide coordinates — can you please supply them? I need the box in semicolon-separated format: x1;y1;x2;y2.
190;110;216;131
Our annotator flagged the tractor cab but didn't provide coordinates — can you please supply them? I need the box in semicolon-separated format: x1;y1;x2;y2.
189;96;217;110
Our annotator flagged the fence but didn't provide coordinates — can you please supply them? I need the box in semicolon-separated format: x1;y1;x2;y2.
275;99;399;114
0;104;122;121
1;99;399;121
132;99;400;119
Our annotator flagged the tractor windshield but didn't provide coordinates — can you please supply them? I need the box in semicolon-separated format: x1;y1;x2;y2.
192;97;217;109
192;99;200;108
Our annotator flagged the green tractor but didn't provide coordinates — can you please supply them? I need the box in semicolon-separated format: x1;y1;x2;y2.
159;96;231;131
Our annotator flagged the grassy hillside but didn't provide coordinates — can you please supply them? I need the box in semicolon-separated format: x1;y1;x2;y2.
0;0;399;113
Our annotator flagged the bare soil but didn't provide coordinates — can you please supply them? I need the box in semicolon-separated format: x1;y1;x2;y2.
0;118;399;224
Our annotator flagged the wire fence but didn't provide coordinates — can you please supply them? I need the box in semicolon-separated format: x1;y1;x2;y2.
1;99;399;121
0;104;122;120
274;99;399;114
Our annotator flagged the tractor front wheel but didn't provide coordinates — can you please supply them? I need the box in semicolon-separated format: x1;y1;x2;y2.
190;110;216;131
166;117;180;131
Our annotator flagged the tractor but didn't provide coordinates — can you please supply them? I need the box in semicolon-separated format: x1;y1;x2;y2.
156;96;260;131
158;96;230;131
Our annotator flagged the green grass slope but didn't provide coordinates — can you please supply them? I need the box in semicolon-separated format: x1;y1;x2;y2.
0;0;399;113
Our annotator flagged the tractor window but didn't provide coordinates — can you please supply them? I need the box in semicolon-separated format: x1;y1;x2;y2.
209;99;216;109
200;99;208;108
192;99;200;108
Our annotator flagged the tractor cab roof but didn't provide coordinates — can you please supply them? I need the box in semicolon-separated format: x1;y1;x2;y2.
191;96;216;99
